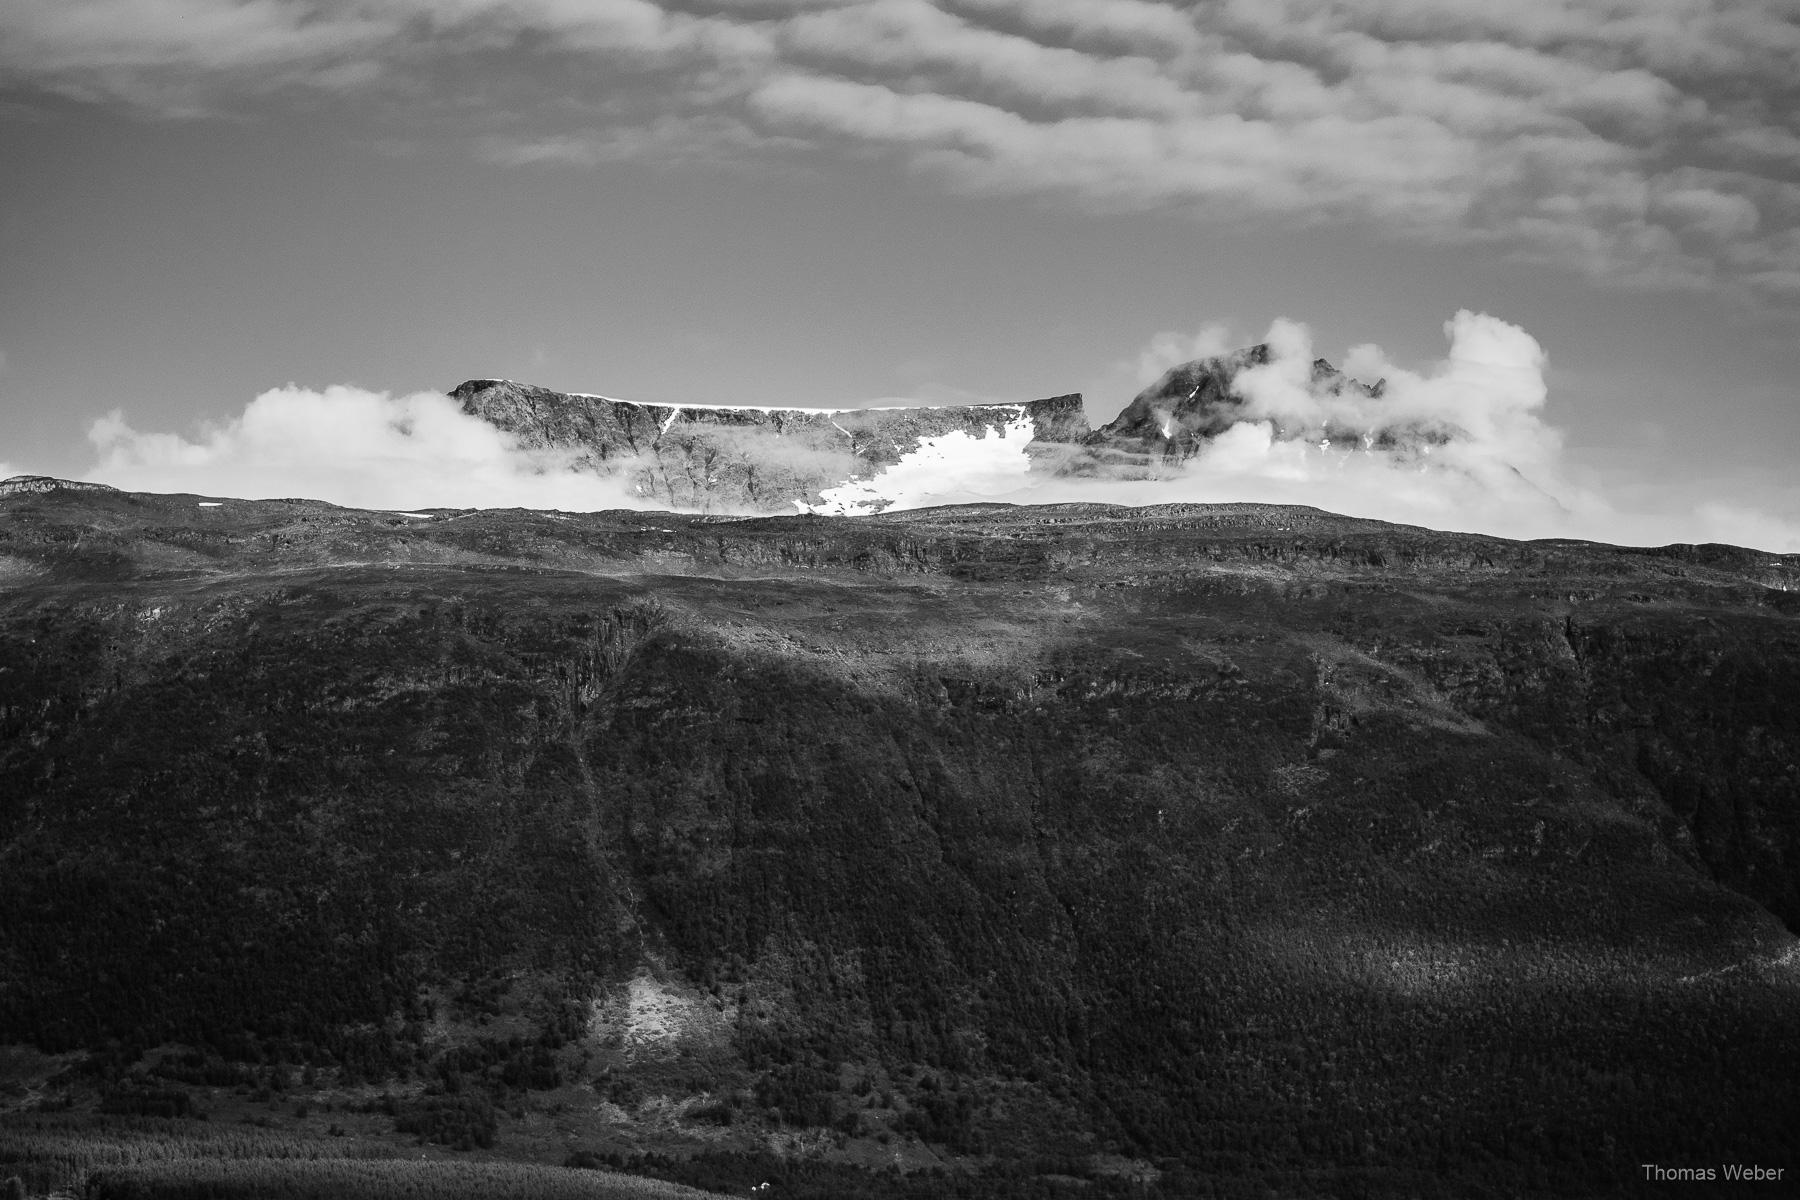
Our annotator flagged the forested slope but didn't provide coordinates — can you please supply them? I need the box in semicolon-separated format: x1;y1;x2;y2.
2;483;1796;1197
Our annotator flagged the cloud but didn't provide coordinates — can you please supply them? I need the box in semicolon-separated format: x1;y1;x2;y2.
1237;311;1558;476
0;0;399;114
4;1;1797;303
813;308;1800;551
87;384;649;510
780;0;1192;118
3;0;392;75
1047;310;1800;552
944;0;1202;57
1042;311;1588;543
1690;502;1800;553
1130;323;1237;386
76;312;1800;551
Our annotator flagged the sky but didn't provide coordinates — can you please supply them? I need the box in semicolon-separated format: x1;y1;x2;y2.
1;0;1798;548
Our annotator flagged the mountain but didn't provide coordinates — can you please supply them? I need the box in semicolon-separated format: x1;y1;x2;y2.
451;378;1091;513
1090;346;1404;468
2;478;1798;1198
451;351;1425;510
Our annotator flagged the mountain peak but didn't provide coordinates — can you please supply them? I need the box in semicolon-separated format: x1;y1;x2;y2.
1093;345;1405;470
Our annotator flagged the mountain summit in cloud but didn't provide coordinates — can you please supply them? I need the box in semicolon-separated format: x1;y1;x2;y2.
1082;344;1406;475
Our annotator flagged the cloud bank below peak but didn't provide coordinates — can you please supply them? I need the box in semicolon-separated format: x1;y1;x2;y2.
4;0;1799;304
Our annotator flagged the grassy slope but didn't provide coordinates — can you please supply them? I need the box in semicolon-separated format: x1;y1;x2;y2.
0;1119;720;1199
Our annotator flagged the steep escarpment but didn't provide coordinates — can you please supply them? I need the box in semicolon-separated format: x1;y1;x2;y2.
450;379;1091;513
1;482;1797;1198
448;346;1424;508
0;475;120;497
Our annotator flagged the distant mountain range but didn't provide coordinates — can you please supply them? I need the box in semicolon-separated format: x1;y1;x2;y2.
450;377;1090;512
450;346;1385;513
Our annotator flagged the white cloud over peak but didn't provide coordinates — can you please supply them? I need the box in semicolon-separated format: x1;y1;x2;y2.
4;0;1798;303
1086;310;1800;552
1188;311;1571;538
983;311;1567;542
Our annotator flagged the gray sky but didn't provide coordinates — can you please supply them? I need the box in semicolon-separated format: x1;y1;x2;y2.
2;1;1798;546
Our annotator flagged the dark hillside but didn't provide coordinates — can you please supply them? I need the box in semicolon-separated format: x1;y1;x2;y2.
1;481;1796;1197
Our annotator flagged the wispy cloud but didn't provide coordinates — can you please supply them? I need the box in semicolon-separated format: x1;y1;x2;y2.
3;1;1797;301
1127;323;1237;388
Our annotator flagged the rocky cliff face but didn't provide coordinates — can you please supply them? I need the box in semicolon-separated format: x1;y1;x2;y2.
0;475;119;498
452;348;1417;506
451;379;1091;513
1;482;1797;1196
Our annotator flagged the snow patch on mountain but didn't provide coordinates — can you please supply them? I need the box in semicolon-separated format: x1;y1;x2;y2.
797;408;1035;515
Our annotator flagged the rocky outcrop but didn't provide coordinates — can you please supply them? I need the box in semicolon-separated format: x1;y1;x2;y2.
0;475;120;497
